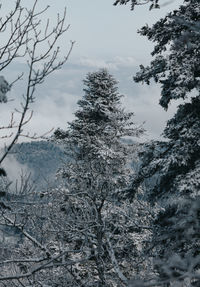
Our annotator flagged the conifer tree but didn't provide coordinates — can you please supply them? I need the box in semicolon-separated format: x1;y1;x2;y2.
125;1;200;285
55;69;143;200
54;69;146;286
134;0;200;109
129;0;200;205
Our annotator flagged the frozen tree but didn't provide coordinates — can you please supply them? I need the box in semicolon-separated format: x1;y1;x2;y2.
55;69;143;196
41;184;155;287
134;0;200;109
130;96;200;200
129;0;200;204
128;98;200;285
52;69;147;286
125;0;200;285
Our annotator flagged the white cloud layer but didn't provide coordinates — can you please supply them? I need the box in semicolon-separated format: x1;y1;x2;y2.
0;56;179;146
78;56;139;71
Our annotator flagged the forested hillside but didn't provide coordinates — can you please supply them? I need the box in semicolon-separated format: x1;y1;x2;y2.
12;141;67;187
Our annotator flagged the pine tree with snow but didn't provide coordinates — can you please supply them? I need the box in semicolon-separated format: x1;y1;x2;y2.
55;69;143;200
125;1;200;285
131;96;200;201
129;0;200;205
53;69;146;286
134;0;200;109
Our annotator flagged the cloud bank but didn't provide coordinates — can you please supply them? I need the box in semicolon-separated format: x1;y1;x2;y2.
0;56;179;145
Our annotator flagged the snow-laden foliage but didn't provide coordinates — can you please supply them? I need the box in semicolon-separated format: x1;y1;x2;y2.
0;181;154;286
127;96;200;286
134;0;200;109
55;69;144;199
43;185;154;287
130;96;200;201
119;1;200;285
152;197;200;286
52;69;149;286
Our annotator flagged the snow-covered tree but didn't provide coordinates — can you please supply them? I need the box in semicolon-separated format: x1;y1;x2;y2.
134;0;200;109
43;184;155;287
53;69;147;286
55;69;143;199
125;1;200;285
128;98;200;285
128;0;200;203
130;96;200;201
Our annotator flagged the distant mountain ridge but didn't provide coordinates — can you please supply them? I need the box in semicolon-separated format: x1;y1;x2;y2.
10;140;153;193
11;141;67;188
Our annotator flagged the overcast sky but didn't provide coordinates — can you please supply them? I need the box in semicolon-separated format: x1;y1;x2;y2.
1;0;183;143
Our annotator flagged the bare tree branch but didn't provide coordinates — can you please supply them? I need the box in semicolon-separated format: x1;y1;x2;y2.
0;0;74;165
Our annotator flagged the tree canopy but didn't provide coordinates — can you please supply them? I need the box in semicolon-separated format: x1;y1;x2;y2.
134;0;200;109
